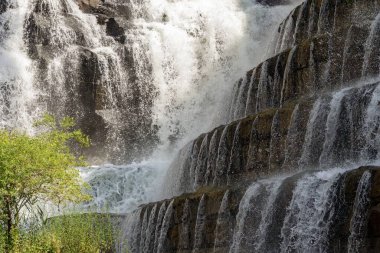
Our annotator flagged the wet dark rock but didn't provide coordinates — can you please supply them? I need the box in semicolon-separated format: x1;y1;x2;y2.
124;167;380;253
23;0;157;163
18;0;380;249
227;0;380;121
0;1;7;15
369;205;380;238
122;0;380;251
257;0;293;6
367;168;380;252
106;18;126;43
76;0;100;11
124;186;244;253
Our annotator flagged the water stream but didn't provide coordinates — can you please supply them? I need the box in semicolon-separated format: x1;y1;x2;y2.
0;0;303;213
2;0;380;251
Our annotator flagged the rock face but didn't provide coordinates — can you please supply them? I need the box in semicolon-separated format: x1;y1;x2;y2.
228;0;380;122
122;167;380;253
9;0;379;250
125;0;380;252
24;0;157;163
159;0;380;196
122;187;244;253
0;1;7;15
257;0;293;6
162;80;379;197
76;0;100;10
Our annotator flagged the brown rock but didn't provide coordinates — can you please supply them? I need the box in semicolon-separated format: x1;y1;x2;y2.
76;0;100;10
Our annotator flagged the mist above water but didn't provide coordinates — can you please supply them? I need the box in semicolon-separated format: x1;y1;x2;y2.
0;0;302;212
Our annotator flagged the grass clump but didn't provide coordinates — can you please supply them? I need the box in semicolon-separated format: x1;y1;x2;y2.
1;213;120;253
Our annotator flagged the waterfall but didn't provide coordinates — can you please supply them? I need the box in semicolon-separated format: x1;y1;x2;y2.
234;76;248;119
0;0;37;131
229;80;242;121
280;46;297;106
153;202;167;253
194;135;209;189
362;13;380;78
0;0;305;213
299;98;321;167
292;1;307;47
79;161;167;213
5;0;380;251
115;0;380;251
256;61;271;112
317;0;329;34
347;171;372;252
272;56;282;108
269;110;283;172
318;83;379;167
206;129;220;185
308;40;316;90
252;179;284;252
227;167;374;253
123;0;302;153
299;97;330;168
139;209;149;251
341;26;353;85
159;80;380;203
123;165;378;253
179;199;192;250
214;125;232;186
307;0;317;37
193;195;207;252
143;204;158;253
319;89;347;167
245;69;257;116
360;84;380;161
229;178;285;253
229;183;265;253
279;168;346;252
157;200;174;253
283;104;301;170
214;190;234;252
278;9;296;54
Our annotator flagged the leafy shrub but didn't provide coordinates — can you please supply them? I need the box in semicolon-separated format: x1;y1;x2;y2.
1;212;121;253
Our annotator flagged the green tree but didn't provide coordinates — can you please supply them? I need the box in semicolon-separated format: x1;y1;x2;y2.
0;115;91;252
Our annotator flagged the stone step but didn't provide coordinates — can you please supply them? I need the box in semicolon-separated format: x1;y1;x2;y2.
124;166;380;253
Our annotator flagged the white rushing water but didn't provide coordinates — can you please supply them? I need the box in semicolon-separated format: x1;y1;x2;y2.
79;161;168;213
228;165;375;253
0;0;38;131
127;0;303;153
0;0;303;213
279;167;347;252
26;0;302;159
347;171;372;252
77;0;302;212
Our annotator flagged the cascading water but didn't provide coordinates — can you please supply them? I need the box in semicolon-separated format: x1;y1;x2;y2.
229;180;283;253
120;0;380;251
362;13;380;78
0;0;38;131
126;0;302;152
347;171;372;252
0;0;304;214
3;0;380;252
279;168;346;252
228;166;376;253
79;162;167;213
